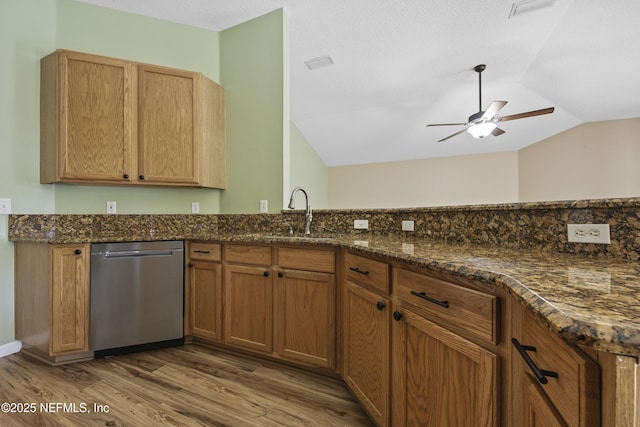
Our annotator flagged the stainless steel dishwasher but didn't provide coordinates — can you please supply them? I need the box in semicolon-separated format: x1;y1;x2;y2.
90;240;184;357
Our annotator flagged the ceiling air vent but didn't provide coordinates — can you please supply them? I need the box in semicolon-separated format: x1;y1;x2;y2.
509;0;555;18
304;56;334;70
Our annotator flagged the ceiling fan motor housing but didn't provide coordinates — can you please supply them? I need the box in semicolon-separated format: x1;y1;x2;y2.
468;111;486;124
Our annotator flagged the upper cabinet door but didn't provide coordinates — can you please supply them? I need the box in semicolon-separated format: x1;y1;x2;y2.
137;65;199;185
41;50;134;183
41;49;225;188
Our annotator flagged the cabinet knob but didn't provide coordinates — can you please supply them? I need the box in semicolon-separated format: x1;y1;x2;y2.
188;263;193;268
263;271;270;277
393;311;403;321
123;174;129;179
74;249;82;255
278;272;284;278
376;301;385;311
139;175;145;180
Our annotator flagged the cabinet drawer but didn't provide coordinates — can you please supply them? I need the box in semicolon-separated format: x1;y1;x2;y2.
517;310;600;427
225;245;272;266
278;247;335;273
345;252;389;294
394;268;498;344
189;242;221;262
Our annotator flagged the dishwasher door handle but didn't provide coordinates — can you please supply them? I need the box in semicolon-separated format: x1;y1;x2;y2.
102;250;176;258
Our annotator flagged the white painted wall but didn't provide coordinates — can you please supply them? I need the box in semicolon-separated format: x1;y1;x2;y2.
328;151;519;208
519;117;640;202
328;118;640;208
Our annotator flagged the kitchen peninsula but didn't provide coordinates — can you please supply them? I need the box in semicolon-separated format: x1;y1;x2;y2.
9;197;640;426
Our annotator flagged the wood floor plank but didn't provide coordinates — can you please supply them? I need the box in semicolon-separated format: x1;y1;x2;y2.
0;344;373;426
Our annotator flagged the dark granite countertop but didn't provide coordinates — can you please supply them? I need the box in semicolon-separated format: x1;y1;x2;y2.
11;227;640;356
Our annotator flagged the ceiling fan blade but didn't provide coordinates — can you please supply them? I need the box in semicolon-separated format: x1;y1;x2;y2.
491;127;505;137
497;107;555;122
437;128;467;142
426;122;467;127
481;101;507;120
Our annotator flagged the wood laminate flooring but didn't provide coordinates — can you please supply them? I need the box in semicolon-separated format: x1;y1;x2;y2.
0;344;374;426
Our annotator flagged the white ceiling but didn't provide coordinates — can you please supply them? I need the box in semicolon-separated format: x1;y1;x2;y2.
77;0;640;166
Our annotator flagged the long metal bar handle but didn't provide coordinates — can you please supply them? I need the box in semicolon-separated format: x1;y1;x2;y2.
193;250;210;254
511;338;559;385
349;267;369;276
410;290;449;308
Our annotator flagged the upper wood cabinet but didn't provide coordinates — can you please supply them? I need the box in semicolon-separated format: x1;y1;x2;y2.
40;49;225;188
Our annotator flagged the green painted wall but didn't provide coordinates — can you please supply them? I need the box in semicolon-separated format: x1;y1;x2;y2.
219;10;289;213
54;0;222;214
289;122;328;209
0;1;314;349
1;0;57;348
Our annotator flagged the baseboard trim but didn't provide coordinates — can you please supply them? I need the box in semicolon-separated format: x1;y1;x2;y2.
0;340;22;358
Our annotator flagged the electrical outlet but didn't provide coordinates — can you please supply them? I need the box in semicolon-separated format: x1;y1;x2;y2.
260;200;268;213
567;224;610;244
402;220;414;231
0;198;11;214
191;202;200;214
106;201;117;214
354;219;369;229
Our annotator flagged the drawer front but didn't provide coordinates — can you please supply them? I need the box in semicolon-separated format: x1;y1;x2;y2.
519;311;600;427
225;244;272;266
189;242;221;262
394;268;498;344
344;252;389;294
278;247;335;273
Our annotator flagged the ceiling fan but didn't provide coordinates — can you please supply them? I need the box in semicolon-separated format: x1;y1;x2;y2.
426;64;554;142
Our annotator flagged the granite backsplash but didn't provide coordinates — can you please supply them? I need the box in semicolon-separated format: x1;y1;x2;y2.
9;197;640;261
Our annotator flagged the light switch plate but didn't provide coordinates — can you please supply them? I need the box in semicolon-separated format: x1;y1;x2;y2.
106;201;117;214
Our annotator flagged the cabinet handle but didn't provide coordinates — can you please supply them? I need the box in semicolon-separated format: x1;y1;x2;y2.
410;290;449;308
188;263;193;268
393;311;403;321
193;250;210;254
123;174;129;179
263;271;270;277
376;301;385;311
349;267;369;276
278;272;284;278
511;338;559;385
139;175;145;180
74;249;82;255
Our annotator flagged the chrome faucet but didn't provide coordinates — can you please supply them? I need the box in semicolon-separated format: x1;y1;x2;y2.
288;187;312;234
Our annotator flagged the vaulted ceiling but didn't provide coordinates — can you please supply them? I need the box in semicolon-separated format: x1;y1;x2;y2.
78;0;640;166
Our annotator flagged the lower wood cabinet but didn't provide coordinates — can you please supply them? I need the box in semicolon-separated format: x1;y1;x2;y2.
14;242;92;364
187;242;223;342
276;268;336;369
189;261;223;342
512;308;600;427
222;244;337;370
224;263;274;354
391;308;498;427
343;281;390;426
523;373;569;427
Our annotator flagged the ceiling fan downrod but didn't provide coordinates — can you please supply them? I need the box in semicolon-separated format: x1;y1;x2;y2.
475;64;486;113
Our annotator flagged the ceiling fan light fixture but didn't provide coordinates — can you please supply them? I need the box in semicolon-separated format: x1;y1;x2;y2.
467;122;497;138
